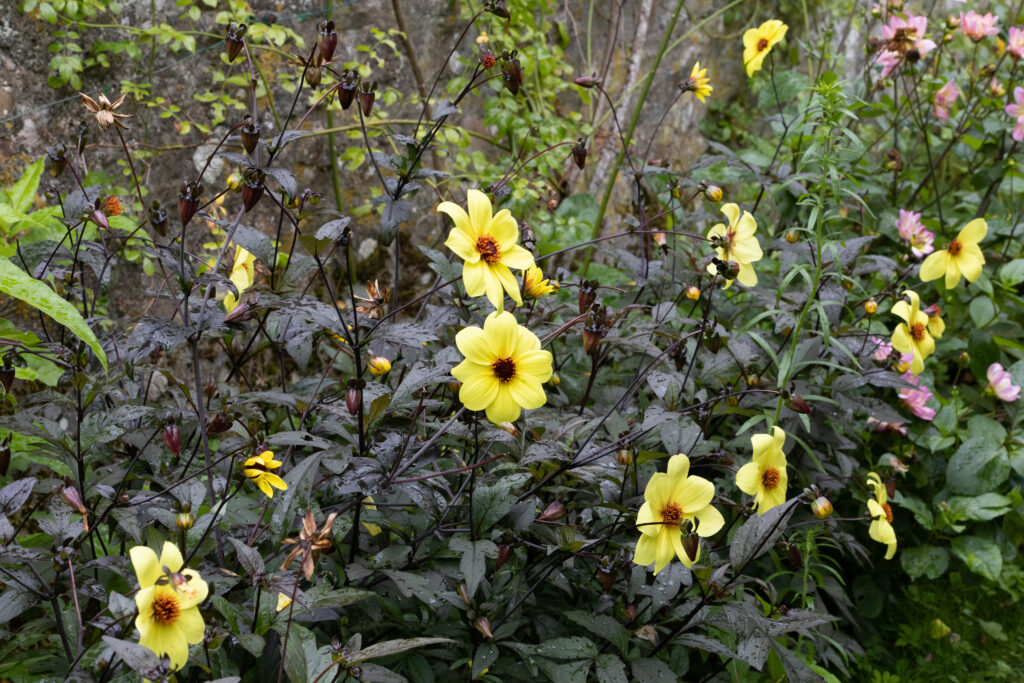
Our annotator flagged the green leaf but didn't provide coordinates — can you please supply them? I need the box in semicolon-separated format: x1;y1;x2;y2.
901;545;949;580
946;493;1013;522
6;159;43;214
270;454;322;543
945;437;1009;495
350;637;453;664
729;498;799;567
0;257;106;372
951;535;1002;581
450;537;497;599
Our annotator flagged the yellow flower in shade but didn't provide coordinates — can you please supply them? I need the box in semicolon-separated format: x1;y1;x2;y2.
735;427;788;515
743;20;789;77
129;541;208;670
866;472;897;559
706;203;763;288
633;453;725;574
891;290;935;375
275;593;293;612
224;246;256;312
919;218;986;289
685;62;713;102
440;189;535;310
451;311;553;423
362;496;382;536
522;265;556;299
243;450;288;499
368;356;392;376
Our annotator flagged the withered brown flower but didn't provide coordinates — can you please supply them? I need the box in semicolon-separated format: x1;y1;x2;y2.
354;280;391;319
79;92;132;131
282;509;338;580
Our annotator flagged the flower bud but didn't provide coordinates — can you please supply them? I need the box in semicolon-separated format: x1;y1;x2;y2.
494;543;513;571
811;496;833;519
582;307;608;356
474;616;493;639
304;52;324;89
178;179;202;227
624;603;637;621
241;169;265;212
574;75;602;88
571;138;587;170
176;512;195;530
538;501;566;522
240;115;260;155
685;285;701;301
225;22;247;62
162;423;181;456
498;421;517;436
338;69;360;110
226;170;244;193
785;229;799;243
598;567;616;593
368;356;391;376
578;279;598;314
681;533;700;562
699;182;723;202
317;20;338;62
480;48;496;70
207;412;234;435
358;81;377;117
484;0;510;19
500;49;523;96
347;378;365;415
548;373;560;386
224;300;254;323
864;299;878;314
785;393;811;414
45;143;67;177
616;449;632;466
149;200;169;236
458;583;471;605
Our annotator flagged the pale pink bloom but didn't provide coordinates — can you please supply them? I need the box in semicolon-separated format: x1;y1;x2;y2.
875;15;936;77
1009;27;1024;60
872;336;893;361
867;416;908;436
876;50;903;78
899;372;936;420
1006;87;1024;141
933;81;960;121
896;209;935;257
987;363;1021;402
960;11;1000;41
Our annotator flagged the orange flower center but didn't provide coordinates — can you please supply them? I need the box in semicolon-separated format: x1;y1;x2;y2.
661;502;683;525
476;235;501;264
152;592;181;626
761;467;781;490
947;239;962;256
882;503;893;524
491;357;516;382
910;322;927;342
756;38;769;52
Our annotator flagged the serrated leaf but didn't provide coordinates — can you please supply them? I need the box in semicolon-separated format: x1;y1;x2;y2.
0;257;106;371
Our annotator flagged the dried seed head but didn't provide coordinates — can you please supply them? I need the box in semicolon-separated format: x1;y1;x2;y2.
500;50;523;96
240;115;260;154
149;200;169;236
178;179;203;227
338;70;360;110
317;20;338;62
226;22;247;61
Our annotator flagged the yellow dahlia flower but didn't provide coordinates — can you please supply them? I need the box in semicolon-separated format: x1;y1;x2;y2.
243;449;288;499
130;541;208;670
440;189;535;310
634;453;725;574
891;290;935;375
451;311;553;423
523;265;556;299
706;203;763;288
224;245;256;312
686;62;713;102
275;593;293;612
743;20;789;77
919;218;986;289
866;472;897;560
735;426;788;515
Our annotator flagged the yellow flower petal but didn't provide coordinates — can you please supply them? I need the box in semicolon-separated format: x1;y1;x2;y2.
508;376;546;410
494;264;523;306
485;384;521;423
458;371;500;411
461;260;487;299
130;546;162;589
693;503;725;537
919;250;948;283
437;201;474;238
488;209;519;248
467;189;493;234
276;593;293;612
455;325;493;365
177;606;206;644
159;541;184;573
735;462;761;496
959;217;987;244
445;228;480;263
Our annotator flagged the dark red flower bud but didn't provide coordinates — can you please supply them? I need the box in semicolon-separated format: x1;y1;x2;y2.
178;179;203;227
162;423;181;456
682;533;700;562
577;279;598;314
785;393;811;414
358;81;377;117
304;52;324;88
207;412;234;435
60;485;87;515
347;378;365;415
226;22;247;62
598;567;616;593
149;200;168;236
582;306;609;356
241;168;265;212
46;143;67;177
224;299;253;323
624;603;637;621
317;20;337;62
539;501;566;522
338;70;360;110
240;115;260;154
89;209;109;230
573;75;602;88
484;0;510;19
886;478;896;499
571;137;587;170
474;616;493;639
500;50;522;96
494;543;513;571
